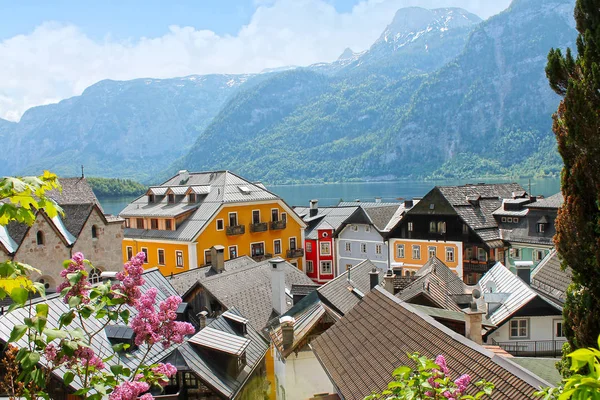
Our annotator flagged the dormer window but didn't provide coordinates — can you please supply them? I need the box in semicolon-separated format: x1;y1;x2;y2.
537;223;546;233
168;194;175;204
188;193;196;203
237;351;247;372
148;194;155;203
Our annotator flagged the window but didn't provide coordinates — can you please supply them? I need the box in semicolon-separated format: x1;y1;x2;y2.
229;246;237;259
36;231;45;246
534;250;544;261
507;217;513;223
408;222;414;232
513;218;519;223
168;194;175;204
251;242;265;257
141;248;148;264
438;221;446;234
510;319;529;339
89;269;102;285
252;210;260;224
446;247;455;262
229;212;238;227
289;237;297;250
361;243;367;253
397;244;405;258
465;247;473;260
511;248;521;260
91;225;98;239
345;242;351;252
352;225;358;232
148;194;155;203
165;219;172;230
38;278;52;290
306;242;312;252
127;246;133;261
158;249;165;265
136;218;144;229
274;240;281;255
271;209;279;222
188;193;196;203
125;218;130;228
375;244;382;255
555;321;564;338
321;261;332;274
462;224;469;235
428;246;436;259
412;245;421;260
429;221;437;233
537;223;546;233
204;250;212;265
501;217;507;222
404;270;411;277
281;213;287;223
307;260;314;273
365;225;371;232
216;219;224;231
320;242;331;255
467;273;476;285
477;248;487;261
150;219;158;230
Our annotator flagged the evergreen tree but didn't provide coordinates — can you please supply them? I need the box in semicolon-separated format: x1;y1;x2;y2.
546;0;600;350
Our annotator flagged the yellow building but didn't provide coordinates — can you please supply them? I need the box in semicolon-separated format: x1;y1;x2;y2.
120;170;306;275
389;238;463;278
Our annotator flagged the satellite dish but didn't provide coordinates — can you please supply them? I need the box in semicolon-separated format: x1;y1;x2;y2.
472;288;481;299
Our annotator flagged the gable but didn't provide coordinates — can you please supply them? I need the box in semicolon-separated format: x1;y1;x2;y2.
409;188;457;216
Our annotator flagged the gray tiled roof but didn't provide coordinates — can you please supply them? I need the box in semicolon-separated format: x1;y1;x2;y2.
169;256;256;296
364;205;402;231
295;206;359;240
311;287;550;400
317;259;380;315
525;193;564;210
531;250;572;305
200;259;314;330
0;269;185;391
165;308;268;399
49;177;101;208
61;204;94;238
337;201;401;208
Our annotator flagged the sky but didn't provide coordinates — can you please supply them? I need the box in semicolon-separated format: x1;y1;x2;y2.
0;0;512;122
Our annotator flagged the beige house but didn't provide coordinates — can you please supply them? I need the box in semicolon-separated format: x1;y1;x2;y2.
0;177;124;291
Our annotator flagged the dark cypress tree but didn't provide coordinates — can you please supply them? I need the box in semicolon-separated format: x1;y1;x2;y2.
546;0;600;350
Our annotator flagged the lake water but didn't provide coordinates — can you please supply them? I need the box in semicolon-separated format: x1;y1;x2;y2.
97;177;561;216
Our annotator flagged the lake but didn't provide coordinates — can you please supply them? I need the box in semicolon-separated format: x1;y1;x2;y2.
97;177;561;216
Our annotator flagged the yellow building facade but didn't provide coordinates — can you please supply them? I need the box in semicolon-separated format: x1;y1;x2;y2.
121;171;306;276
389;238;463;278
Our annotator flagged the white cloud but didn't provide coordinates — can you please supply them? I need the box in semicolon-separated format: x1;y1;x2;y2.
0;0;511;121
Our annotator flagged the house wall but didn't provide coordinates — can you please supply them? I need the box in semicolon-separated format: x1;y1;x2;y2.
13;213;71;290
389;238;463;277
337;224;387;273
274;348;335;400
506;245;552;272
488;315;565;342
122;239;189;276
72;208;123;271
304;229;335;285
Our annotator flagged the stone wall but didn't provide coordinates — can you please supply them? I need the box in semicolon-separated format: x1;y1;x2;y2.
73;208;124;272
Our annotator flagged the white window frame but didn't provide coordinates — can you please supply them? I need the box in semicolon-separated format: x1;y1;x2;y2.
477;247;487;261
513;217;519;223
250;241;266;257
126;246;133;261
176;250;184;268
228;245;238;260
511;247;521;260
507;217;513;223
141;247;148;264
204;249;212;265
307;260;314;273
216;219;224;231
365;225;371;232
306;242;312;252
437;221;446;234
352;225;358;232
429;221;437;233
251;209;261;224
554;319;565;338
509;318;529;339
408;222;414;232
281;212;287;223
412;245;421;260
537;223;546;233
428;246;436;259
320;242;331;256
534;249;544;261
501;217;507;222
271;208;280;222
445;247;455;263
157;248;165;266
228;212;238;227
465;247;473;260
375;244;382;255
320;261;332;274
360;243;367;254
273;239;282;255
397;244;405;258
345;242;351;252
289;237;297;250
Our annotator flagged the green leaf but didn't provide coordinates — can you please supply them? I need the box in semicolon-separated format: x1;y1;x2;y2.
35;303;48;318
44;328;68;341
8;325;27;343
68;296;82;308
34;316;47;333
120;309;130;325
10;287;28;305
63;371;74;386
392;366;411;378
21;352;40;369
59;310;75;328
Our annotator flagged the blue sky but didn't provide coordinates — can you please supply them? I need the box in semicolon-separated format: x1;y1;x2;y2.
0;0;512;121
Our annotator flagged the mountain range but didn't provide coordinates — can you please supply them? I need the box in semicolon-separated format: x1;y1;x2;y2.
0;0;577;184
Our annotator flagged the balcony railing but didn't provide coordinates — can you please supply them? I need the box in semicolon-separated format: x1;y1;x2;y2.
226;225;245;236
252;253;273;262
270;220;287;230
287;248;304;258
249;222;268;233
463;260;496;273
491;339;566;357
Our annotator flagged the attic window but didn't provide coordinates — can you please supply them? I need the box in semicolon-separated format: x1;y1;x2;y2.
36;231;45;246
106;325;137;352
168;194;175;204
222;311;249;335
188;193;196;203
91;225;98;239
238;186;251;195
148;194;155;203
429;204;435;210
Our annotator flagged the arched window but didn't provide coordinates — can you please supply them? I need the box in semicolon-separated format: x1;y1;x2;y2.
429;221;437;233
91;225;98;239
89;268;102;285
36;231;45;246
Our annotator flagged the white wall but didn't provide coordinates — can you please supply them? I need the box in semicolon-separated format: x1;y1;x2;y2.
488;315;563;342
275;348;335;400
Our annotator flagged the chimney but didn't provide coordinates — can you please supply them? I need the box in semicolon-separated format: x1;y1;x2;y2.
198;311;208;330
404;199;413;208
280;316;295;350
369;267;379;290
271;257;287;315
383;269;395;294
178;169;190;184
516;265;533;285
375;197;382;203
210;245;225;273
464;290;485;344
309;200;319;217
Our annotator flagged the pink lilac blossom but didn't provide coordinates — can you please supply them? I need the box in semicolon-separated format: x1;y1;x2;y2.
112;252;147;306
130;289;194;349
435;355;449;375
74;346;105;370
44;343;58;363
109;380;151;400
57;252;91;303
454;374;471;394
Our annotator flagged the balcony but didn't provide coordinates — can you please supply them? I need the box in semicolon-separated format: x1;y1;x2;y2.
287;248;304;258
270;220;287;230
491;339;566;357
249;222;268;233
252;253;273;262
226;225;245;236
463;260;496;273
